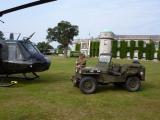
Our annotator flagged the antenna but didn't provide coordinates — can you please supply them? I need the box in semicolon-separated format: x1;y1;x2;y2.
17;33;21;40
0;20;4;23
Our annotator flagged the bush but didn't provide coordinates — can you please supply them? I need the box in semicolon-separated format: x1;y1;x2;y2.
70;51;81;57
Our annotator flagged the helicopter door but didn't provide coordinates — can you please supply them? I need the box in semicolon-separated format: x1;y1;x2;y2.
7;43;23;73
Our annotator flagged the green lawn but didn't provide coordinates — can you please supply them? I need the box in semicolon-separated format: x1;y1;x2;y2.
0;56;160;120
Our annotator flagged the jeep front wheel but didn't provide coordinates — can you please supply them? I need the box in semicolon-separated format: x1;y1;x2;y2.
125;77;141;92
79;77;97;94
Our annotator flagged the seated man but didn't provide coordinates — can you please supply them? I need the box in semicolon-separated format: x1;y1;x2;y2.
75;53;86;72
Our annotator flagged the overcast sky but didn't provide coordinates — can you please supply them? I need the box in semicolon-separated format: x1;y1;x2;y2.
0;0;160;47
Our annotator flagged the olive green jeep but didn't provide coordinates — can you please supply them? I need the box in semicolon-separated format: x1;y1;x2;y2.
71;53;145;94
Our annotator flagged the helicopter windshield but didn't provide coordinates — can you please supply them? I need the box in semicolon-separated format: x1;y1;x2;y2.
22;42;40;55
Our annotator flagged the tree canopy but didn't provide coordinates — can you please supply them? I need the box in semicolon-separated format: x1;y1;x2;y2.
46;20;79;57
37;41;53;54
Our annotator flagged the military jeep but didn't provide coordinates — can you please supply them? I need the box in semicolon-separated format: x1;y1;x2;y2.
72;53;145;94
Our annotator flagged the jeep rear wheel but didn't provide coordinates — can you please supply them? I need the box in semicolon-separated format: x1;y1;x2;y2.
79;77;97;94
125;77;141;92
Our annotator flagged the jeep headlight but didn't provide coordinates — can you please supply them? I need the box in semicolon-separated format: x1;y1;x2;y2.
79;69;82;74
140;72;144;75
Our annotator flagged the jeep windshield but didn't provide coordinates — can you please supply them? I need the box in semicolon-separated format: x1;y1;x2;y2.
99;55;111;63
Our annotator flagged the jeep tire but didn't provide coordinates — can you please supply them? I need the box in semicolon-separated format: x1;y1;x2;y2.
79;77;97;94
125;77;141;92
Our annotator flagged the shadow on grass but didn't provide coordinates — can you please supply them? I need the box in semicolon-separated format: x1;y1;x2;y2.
96;82;155;93
96;84;126;93
0;72;71;87
140;82;155;91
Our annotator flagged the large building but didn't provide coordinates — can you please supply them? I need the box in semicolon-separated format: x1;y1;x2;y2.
72;32;160;60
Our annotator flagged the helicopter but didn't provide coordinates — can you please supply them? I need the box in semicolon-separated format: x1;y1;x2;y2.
0;0;57;87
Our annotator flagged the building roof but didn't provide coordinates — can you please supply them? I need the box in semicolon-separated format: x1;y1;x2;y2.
73;33;160;43
115;35;160;41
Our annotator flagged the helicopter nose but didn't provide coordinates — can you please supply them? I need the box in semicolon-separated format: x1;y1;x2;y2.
40;57;51;71
32;55;51;72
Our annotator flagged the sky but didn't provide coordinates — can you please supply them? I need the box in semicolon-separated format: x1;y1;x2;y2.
0;0;160;47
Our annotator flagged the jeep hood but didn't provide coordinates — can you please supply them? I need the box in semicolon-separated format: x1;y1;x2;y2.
81;67;101;73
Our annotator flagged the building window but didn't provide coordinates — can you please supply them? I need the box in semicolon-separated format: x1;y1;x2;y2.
143;41;146;47
127;52;130;57
104;40;108;45
143;53;146;58
154;52;158;59
127;40;130;47
135;40;138;47
81;42;88;49
155;42;159;51
118;41;121;48
117;51;120;57
134;50;138;58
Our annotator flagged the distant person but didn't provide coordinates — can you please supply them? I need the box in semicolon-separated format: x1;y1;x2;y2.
75;53;86;72
133;57;140;64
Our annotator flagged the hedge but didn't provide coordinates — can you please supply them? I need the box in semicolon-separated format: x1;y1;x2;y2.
138;41;144;59
95;42;100;57
129;41;136;59
119;41;127;58
75;40;158;60
158;42;160;60
75;44;80;51
90;42;93;57
70;51;81;57
145;42;155;60
90;41;100;57
112;40;118;58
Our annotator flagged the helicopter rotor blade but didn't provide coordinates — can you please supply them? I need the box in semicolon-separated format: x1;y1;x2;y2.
0;0;57;17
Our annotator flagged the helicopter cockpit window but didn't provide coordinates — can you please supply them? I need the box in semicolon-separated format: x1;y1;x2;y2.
8;43;23;61
22;43;39;55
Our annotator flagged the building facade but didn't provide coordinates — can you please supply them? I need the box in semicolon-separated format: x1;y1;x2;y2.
73;32;160;60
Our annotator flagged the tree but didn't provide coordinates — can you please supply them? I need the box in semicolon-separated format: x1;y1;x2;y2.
37;41;53;54
0;31;5;40
46;20;79;58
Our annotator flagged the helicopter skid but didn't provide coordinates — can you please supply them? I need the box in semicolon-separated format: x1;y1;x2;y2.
0;80;17;87
23;72;39;80
0;72;39;81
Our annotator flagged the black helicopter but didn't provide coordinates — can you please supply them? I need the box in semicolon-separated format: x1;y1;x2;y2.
0;0;57;87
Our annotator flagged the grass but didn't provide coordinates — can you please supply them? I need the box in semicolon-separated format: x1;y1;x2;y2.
0;56;160;120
